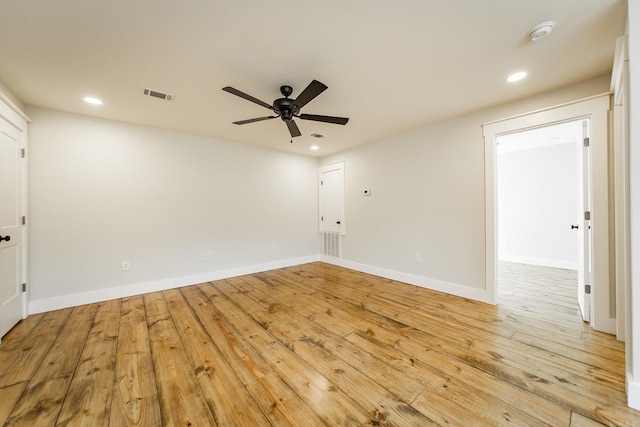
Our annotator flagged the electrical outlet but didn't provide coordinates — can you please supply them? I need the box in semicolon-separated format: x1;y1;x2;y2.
206;251;213;261
415;253;422;263
122;260;130;271
272;244;278;252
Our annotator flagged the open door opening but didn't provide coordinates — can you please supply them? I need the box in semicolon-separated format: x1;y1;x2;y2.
495;119;590;321
484;94;613;334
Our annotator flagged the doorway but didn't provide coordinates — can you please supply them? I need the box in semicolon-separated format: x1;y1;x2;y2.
482;94;615;334
495;120;589;321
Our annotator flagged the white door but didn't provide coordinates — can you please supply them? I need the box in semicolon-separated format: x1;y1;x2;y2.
319;162;345;234
0;117;25;340
577;119;592;322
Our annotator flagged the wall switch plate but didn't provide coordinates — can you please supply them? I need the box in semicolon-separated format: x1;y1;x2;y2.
200;252;206;261
415;253;422;263
122;260;130;271
206;251;213;261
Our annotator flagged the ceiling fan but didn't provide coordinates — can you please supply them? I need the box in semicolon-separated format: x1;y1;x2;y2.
222;80;349;138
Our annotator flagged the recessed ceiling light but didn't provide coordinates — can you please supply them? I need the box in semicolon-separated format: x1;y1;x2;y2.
84;96;103;105
507;72;527;83
310;145;319;151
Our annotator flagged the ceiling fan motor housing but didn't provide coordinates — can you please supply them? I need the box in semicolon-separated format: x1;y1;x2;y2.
273;97;298;121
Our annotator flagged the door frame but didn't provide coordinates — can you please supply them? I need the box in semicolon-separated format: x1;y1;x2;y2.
0;93;29;340
318;161;345;235
483;94;615;334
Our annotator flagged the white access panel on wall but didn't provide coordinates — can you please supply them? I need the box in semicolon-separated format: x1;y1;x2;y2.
319;161;345;234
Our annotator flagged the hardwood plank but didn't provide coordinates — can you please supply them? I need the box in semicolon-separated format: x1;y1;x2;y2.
143;292;217;426
163;288;271;426
244;371;329;427
183;285;325;426
5;304;97;426
243;301;436;424
236;290;426;403
0;308;72;388
570;412;608;427
180;284;274;386
197;282;375;426
109;296;161;427
344;325;571;425
57;299;121;426
0;312;45;349
0;382;26;425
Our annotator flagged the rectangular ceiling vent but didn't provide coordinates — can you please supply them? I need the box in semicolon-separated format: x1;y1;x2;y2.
143;88;174;101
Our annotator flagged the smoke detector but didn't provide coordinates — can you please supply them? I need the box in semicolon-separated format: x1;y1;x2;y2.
529;21;555;42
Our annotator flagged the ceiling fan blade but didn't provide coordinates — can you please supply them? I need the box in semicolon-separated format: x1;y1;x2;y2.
286;120;302;137
232;116;278;125
299;113;349;125
222;86;274;111
293;80;328;110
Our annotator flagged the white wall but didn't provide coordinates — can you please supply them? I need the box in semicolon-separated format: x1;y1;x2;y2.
320;75;610;301
498;142;579;270
26;107;320;311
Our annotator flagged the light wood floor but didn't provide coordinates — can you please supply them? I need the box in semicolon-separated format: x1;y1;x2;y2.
1;262;638;426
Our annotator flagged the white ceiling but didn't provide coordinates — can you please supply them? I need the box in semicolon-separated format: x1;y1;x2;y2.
0;1;626;157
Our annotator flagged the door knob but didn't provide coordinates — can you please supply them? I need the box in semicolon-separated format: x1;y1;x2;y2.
336;221;341;225
571;225;579;230
0;235;10;242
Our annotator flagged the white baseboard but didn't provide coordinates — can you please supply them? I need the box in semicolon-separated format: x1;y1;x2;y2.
28;255;320;314
321;256;493;304
498;254;578;271
627;373;640;410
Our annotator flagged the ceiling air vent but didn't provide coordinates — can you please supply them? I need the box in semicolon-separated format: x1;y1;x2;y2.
143;88;174;101
311;133;325;138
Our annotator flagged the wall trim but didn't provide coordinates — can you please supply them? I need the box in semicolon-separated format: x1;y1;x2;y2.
28;255;320;314
321;256;493;304
498;254;578;271
627;373;640;410
0;93;30;123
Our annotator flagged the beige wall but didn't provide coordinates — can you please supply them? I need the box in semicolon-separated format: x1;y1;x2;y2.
26;107;320;309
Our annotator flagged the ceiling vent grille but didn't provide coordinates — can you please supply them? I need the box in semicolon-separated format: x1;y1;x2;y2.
311;133;325;138
143;88;174;101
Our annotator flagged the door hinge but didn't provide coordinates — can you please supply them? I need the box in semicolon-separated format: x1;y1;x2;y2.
22;216;26;225
21;148;26;158
320;180;324;185
321;216;324;221
22;283;27;292
583;137;590;147
584;211;591;221
585;284;591;294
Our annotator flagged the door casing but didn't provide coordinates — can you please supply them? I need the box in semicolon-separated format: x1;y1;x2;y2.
483;94;614;334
